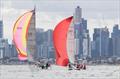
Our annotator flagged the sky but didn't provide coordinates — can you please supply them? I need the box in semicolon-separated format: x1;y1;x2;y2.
0;0;120;43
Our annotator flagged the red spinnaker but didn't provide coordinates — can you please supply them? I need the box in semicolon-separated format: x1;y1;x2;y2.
53;16;73;66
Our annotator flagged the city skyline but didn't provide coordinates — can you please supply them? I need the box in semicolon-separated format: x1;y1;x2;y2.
0;1;120;78
0;0;120;43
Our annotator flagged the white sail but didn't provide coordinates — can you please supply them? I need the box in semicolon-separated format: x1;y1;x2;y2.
27;10;36;62
67;20;75;64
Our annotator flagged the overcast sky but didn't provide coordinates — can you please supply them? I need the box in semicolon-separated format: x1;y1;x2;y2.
0;0;120;43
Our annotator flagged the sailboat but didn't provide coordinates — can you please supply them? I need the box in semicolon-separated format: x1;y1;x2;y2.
13;9;36;62
53;16;76;66
53;16;87;70
13;8;50;70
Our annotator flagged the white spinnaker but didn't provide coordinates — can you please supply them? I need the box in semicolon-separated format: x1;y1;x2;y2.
27;10;36;62
67;20;75;64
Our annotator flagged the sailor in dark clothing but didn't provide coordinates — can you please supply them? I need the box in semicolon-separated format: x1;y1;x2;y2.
68;63;73;70
45;63;48;69
41;65;45;69
45;62;51;69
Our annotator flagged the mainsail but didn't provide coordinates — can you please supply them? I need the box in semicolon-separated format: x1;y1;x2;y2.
53;16;73;66
27;10;36;62
13;10;36;61
67;19;75;64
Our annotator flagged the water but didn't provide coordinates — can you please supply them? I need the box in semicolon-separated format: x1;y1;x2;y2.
0;65;120;79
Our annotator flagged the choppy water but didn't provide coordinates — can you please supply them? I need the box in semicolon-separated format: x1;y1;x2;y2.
0;65;120;79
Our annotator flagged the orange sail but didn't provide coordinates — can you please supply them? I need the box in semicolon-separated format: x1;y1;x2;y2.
53;16;73;66
13;10;35;60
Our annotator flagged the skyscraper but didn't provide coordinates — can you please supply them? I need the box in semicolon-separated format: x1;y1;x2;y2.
36;28;54;59
45;29;54;59
74;6;82;24
46;29;53;46
111;24;120;57
36;28;44;45
0;20;3;38
83;30;91;58
0;39;10;58
108;38;113;57
36;28;44;58
73;6;90;59
92;27;109;59
0;20;4;58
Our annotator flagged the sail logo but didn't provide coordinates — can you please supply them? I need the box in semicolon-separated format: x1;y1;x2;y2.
17;27;22;29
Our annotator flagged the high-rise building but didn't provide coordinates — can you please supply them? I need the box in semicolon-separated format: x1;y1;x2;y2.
74;6;82;24
111;24;120;57
36;28;45;45
81;18;87;31
0;39;10;58
83;30;91;58
44;29;54;59
36;28;54;59
36;28;45;58
40;42;48;58
46;29;53;45
108;38;113;57
74;38;80;56
10;41;17;58
73;6;90;59
92;27;109;59
0;20;3;38
91;41;96;59
48;46;55;59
